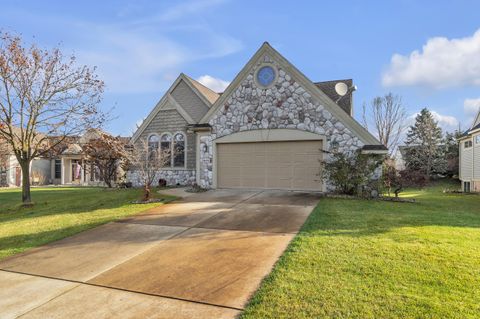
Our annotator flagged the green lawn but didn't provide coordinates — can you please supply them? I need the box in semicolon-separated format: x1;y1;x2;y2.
0;187;175;260
242;181;480;319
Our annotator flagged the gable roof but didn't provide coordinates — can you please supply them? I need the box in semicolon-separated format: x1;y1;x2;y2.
183;75;220;104
472;107;480;130
130;74;204;144
200;42;383;146
460;107;480;139
314;79;353;115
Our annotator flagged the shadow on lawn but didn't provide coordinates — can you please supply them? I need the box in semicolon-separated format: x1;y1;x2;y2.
0;221;104;260
0;188;174;224
299;193;480;238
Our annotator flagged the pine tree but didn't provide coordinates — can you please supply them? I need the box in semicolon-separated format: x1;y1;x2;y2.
404;108;447;178
443;129;463;177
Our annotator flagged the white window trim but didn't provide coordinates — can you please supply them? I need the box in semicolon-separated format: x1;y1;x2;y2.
254;63;278;89
147;132;187;169
172;131;187;169
475;135;480;145
147;133;161;148
159;132;173;167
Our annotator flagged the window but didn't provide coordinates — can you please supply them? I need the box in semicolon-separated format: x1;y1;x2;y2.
464;181;471;193
464;140;473;148
173;133;185;167
54;159;61;179
160;134;172;167
476;135;480;145
256;65;276;87
148;135;160;160
148;135;160;151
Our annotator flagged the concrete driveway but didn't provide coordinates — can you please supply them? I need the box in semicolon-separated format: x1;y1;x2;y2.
0;189;320;319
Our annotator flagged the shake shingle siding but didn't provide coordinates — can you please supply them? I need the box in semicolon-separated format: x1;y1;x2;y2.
136;109;195;170
171;80;210;122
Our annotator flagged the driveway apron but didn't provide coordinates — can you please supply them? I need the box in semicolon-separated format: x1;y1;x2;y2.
0;189;320;318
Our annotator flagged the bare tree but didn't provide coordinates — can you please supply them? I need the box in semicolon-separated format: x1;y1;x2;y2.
83;131;130;188
362;93;407;153
127;140;171;202
0;32;105;204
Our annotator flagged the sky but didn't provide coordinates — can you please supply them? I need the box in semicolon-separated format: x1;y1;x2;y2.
1;0;480;137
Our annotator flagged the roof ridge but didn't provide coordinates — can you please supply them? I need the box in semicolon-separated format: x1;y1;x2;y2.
183;74;218;93
182;74;220;105
314;79;353;84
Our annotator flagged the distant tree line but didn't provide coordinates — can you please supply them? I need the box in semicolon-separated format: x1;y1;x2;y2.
361;94;461;196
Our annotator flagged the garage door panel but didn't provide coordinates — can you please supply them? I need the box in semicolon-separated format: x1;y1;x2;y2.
217;140;322;191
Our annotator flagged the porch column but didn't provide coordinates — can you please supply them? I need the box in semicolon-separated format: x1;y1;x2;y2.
80;160;85;185
61;158;65;184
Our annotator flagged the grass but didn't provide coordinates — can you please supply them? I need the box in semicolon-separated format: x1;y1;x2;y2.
0;187;176;260
242;180;480;319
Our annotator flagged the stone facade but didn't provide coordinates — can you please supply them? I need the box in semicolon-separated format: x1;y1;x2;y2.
198;134;213;188
198;54;364;188
127;169;196;187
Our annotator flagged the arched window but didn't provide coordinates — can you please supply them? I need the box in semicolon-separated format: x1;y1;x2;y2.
173;133;185;167
148;135;159;160
160;134;172;167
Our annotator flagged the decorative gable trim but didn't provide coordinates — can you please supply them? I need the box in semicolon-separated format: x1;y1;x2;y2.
200;42;382;146
167;94;195;124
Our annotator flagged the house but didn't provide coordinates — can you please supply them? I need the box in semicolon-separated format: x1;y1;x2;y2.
394;146;408;171
0;129;128;187
459;107;480;192
129;42;387;192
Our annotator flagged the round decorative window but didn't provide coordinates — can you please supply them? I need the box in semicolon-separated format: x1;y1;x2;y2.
256;65;276;87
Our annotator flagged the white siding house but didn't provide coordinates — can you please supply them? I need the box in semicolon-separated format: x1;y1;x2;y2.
459;108;480;192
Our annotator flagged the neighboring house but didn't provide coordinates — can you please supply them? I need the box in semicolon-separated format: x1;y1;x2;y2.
0;151;51;187
394;146;408;171
129;42;387;192
0;129;128;187
459;107;480;192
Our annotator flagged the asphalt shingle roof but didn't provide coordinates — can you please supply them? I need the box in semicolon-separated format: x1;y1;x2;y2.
314;79;353;115
184;75;220;105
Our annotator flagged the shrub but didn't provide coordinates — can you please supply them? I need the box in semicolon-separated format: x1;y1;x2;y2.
322;149;384;197
399;169;428;188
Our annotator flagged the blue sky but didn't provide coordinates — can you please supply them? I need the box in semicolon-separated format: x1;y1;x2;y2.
2;0;480;136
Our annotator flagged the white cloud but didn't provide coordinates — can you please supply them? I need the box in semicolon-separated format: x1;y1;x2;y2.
383;29;480;88
464;98;480;126
75;30;188;93
1;3;242;94
196;75;230;92
407;110;459;132
72;21;242;93
431;111;459;129
464;98;480;115
157;0;227;22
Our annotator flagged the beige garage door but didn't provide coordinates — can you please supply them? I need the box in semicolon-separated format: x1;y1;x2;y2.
217;140;323;191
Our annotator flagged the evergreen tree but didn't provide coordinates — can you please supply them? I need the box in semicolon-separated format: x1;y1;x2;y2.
404;108;447;178
443;129;463;177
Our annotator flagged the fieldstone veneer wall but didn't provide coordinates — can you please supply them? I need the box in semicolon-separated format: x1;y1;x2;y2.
127;170;196;187
199;54;364;189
